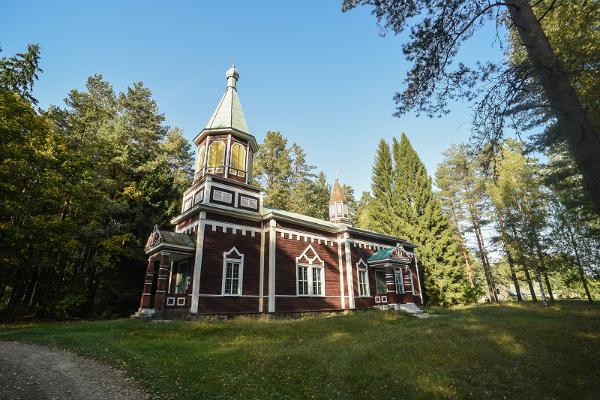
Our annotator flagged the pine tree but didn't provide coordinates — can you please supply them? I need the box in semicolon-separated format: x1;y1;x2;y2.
253;131;292;209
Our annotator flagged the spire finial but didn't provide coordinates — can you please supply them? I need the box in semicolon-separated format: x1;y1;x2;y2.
226;64;239;88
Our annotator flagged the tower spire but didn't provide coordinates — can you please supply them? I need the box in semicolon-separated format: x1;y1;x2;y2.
329;178;351;225
226;65;239;89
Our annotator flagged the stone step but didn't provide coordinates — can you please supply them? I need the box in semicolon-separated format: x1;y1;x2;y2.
396;303;423;314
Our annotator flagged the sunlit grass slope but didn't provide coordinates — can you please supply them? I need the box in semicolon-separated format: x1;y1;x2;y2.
1;302;599;399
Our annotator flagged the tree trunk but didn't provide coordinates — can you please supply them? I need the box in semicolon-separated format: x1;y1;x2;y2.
471;214;497;302
543;271;554;302
522;264;537;302
534;241;554;302
574;250;593;303
565;220;593;303
450;209;475;288
536;270;548;305
507;0;600;216
506;251;523;301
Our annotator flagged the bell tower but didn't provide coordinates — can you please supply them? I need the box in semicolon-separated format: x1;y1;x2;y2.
193;65;258;184
329;179;351;225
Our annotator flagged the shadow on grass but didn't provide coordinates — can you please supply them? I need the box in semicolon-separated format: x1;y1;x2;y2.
1;302;599;399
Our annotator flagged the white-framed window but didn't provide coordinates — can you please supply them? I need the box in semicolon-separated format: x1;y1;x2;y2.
193;189;204;205
408;267;415;293
357;259;370;297
222;247;244;295
296;245;325;296
174;260;189;294
183;198;192;212
213;189;233;203
394;269;405;294
177;297;186;306
239;195;258;209
166;297;175;306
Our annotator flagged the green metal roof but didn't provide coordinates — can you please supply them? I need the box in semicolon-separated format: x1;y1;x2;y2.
205;66;249;133
367;246;414;264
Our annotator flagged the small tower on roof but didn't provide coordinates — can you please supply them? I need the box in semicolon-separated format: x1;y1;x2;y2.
329;179;351;225
193;65;258;184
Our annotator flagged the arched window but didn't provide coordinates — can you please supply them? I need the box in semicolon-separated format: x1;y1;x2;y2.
222;247;244;295
197;144;206;172
230;143;246;176
296;245;325;296
357;259;370;297
207;141;225;173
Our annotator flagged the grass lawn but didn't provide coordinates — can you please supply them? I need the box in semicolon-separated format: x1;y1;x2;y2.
1;302;599;399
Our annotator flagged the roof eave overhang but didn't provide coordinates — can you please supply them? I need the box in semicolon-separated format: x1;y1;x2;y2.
194;127;258;152
367;259;412;268
145;242;195;255
171;203;263;226
341;226;417;248
262;211;340;234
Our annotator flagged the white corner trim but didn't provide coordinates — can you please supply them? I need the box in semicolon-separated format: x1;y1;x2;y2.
337;239;346;309
190;211;207;314
411;252;423;303
259;221;266;313
268;219;276;312
344;234;355;309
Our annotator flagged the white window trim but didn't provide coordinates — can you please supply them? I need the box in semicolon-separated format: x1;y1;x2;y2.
221;247;244;296
166;297;175;306
356;259;370;297
296;245;326;297
394;269;405;295
174;260;189;295
176;297;186;306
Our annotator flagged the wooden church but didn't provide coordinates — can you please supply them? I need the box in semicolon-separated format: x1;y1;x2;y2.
136;66;423;317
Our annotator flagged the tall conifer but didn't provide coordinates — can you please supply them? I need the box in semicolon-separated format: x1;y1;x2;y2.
369;139;395;233
366;134;470;305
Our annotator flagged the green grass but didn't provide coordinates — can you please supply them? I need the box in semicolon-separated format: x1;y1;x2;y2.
1;302;599;399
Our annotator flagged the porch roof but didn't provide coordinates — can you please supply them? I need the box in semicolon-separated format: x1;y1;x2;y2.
145;225;195;255
367;246;414;265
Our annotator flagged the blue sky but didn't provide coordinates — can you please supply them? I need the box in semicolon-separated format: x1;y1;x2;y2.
2;0;504;195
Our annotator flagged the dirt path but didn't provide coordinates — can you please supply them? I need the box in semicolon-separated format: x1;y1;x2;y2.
0;341;148;400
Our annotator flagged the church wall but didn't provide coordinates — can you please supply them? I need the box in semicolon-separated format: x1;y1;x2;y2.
195;221;262;314
273;223;342;313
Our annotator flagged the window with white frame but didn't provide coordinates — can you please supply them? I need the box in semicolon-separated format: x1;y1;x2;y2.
357;259;370;297
296;245;325;296
394;269;405;294
222;247;244;295
174;260;189;294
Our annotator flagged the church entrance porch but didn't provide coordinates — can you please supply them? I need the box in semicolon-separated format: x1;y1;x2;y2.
367;246;423;310
135;226;195;317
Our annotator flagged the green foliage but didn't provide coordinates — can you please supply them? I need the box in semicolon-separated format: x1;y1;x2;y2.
253;131;293;209
254;132;347;220
0;44;41;103
0;46;193;319
360;134;471;305
2;303;600;399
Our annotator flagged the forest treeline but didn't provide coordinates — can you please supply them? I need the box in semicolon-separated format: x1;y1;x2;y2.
1;46;193;318
2;0;599;318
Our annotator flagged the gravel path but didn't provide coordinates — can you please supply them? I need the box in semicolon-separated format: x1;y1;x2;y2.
0;341;148;400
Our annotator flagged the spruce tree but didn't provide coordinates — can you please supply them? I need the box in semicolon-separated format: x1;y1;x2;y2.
369;139;395;233
393;134;469;305
364;134;470;305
